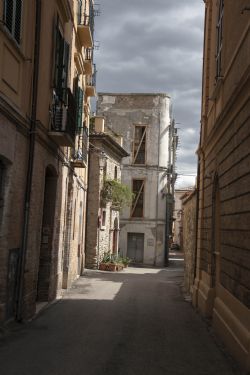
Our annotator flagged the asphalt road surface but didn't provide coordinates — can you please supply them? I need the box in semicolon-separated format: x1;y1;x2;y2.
0;256;241;375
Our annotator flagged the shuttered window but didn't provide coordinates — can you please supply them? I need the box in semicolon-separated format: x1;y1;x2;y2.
216;0;224;79
54;21;70;102
73;77;84;132
133;126;146;164
131;180;144;218
4;0;22;44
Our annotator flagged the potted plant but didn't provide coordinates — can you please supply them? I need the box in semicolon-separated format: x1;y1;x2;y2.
121;256;131;268
99;252;124;272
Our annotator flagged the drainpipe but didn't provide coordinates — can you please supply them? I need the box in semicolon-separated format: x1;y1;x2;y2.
193;2;208;284
154;110;161;266
193;160;200;282
164;117;172;266
16;0;41;321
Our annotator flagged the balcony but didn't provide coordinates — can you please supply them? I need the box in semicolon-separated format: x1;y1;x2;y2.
71;126;88;168
83;48;93;75
77;1;94;48
49;89;77;147
86;64;96;97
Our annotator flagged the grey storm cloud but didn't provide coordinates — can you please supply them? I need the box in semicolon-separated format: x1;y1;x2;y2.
94;0;204;188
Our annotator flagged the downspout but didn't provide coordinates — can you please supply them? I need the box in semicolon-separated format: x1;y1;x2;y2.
193;161;200;282
154;107;161;266
194;2;208;284
16;0;41;321
164;117;172;266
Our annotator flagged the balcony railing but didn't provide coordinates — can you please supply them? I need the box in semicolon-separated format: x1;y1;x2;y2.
83;48;93;75
72;125;88;168
49;89;77;147
77;0;94;48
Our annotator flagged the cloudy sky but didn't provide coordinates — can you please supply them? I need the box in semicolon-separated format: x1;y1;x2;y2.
93;0;204;188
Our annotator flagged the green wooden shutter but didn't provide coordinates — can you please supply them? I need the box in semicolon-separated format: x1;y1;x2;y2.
77;87;83;132
62;41;70;103
54;23;64;100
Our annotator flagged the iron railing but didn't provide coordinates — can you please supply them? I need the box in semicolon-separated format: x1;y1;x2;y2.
74;125;88;164
86;64;96;87
77;0;94;39
51;88;77;141
85;47;93;61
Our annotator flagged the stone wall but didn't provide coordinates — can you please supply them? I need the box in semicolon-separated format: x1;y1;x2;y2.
182;190;197;295
85;136;123;268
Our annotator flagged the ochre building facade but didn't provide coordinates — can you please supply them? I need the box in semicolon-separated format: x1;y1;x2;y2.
193;0;250;370
0;0;96;322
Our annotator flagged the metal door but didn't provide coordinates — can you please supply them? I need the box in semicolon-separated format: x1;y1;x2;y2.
127;233;144;263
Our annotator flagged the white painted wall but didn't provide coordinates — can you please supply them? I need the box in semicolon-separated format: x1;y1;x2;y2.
97;94;171;266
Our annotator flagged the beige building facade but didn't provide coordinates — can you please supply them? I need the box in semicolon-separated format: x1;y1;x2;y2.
0;0;96;322
172;189;192;248
193;0;250;370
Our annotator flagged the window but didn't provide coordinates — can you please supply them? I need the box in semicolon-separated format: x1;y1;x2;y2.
54;19;70;102
133;126;146;164
3;0;22;44
101;209;106;227
131;179;144;218
73;76;84;133
216;0;224;79
114;166;118;180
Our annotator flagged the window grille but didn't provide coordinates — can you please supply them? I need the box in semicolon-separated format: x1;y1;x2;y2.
216;0;224;79
4;0;22;44
131;180;144;218
133;126;146;164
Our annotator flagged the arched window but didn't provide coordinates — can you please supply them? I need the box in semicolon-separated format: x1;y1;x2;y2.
216;0;224;79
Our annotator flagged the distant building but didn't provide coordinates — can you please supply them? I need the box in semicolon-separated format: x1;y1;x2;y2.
85;117;129;268
173;189;193;248
193;0;250;370
97;93;177;266
0;0;96;322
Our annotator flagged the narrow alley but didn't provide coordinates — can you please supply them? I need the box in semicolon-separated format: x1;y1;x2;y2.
0;256;241;375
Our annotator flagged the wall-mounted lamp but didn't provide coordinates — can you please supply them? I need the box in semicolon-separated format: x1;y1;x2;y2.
99;151;108;169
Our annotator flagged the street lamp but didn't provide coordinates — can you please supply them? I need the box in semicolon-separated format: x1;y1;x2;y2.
99;151;108;169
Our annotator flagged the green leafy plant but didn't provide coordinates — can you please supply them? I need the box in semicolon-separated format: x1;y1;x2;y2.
121;256;131;266
101;178;133;210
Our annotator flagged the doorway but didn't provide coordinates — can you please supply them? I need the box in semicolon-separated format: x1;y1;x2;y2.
37;166;57;302
127;233;144;263
112;217;119;255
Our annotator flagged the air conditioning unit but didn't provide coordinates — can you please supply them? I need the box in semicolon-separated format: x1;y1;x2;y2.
54;104;67;131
